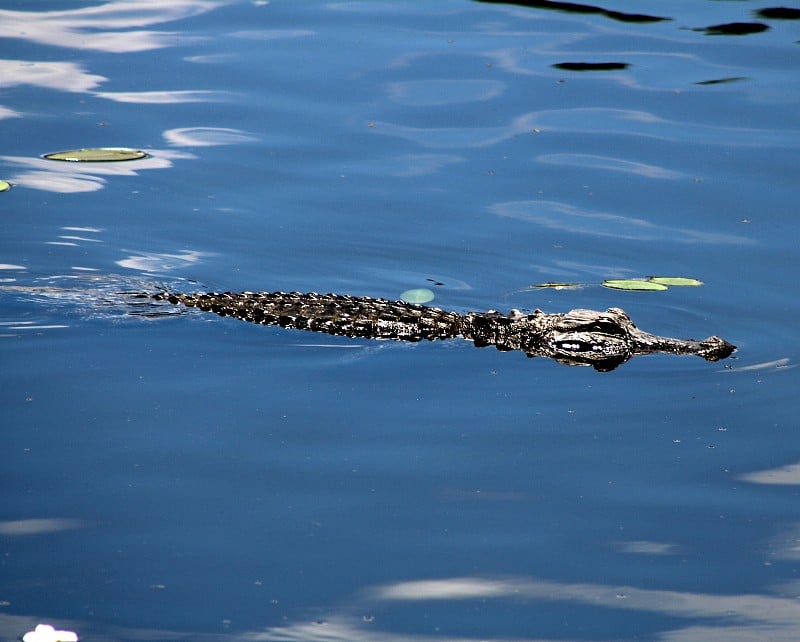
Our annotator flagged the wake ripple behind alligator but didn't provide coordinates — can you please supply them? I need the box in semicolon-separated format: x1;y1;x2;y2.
152;290;735;371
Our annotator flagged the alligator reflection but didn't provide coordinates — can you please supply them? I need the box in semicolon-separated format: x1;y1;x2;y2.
472;0;668;24
152;291;736;371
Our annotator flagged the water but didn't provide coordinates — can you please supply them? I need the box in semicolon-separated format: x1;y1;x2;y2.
1;1;799;640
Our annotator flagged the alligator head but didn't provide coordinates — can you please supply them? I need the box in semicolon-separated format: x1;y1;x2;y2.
537;307;735;371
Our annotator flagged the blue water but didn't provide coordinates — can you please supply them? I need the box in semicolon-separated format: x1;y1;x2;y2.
1;1;799;640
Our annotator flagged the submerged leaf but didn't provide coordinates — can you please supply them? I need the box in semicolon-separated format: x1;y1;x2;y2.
44;148;148;162
602;279;668;291
400;288;434;304
648;276;703;287
0;180;10;192
530;282;581;290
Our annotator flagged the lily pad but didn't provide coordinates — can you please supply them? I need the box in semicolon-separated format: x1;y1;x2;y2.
602;279;668;291
648;276;703;287
400;288;434;304
0;180;10;192
44;148;148;162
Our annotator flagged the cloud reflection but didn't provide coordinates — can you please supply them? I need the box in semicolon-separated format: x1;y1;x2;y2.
0;518;83;536
247;574;800;641
0;1;224;53
491;199;755;245
0;150;194;194
740;461;800;485
0;60;106;93
1;571;799;641
371;107;800;149
164;127;258;147
94;90;231;104
0;106;21;120
116;250;211;272
230;29;315;40
615;539;679;555
387;79;506;106
354;153;466;178
537;152;684;179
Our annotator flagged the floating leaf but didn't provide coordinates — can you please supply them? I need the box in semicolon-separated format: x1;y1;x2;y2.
400;288;434;304
530;282;581;290
602;279;668;291
648;276;703;287
0;180;9;192
44;148;148;162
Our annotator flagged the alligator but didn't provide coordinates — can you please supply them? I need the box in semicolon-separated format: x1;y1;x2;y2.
151;290;735;371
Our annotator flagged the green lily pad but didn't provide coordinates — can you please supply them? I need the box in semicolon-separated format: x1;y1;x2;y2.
648;276;703;287
43;148;148;162
602;279;668;291
0;180;10;192
400;288;434;304
530;282;581;290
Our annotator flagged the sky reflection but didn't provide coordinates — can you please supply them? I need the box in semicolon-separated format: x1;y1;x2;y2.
1;150;193;193
536;153;684;179
490;199;755;245
2;572;797;642
0;0;224;53
0;59;106;93
94;90;232;104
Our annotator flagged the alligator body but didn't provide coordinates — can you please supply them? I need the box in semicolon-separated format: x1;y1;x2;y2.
152;291;735;371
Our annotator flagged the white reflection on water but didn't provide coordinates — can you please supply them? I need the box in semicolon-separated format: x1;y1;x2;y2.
1;571;796;641
247;576;800;642
387;79;506;107
614;539;679;555
371;107;800;150
164;127;258;147
536;153;684;180
0;105;20;120
740;462;800;485
116;250;211;272
230;29;315;41
0;518;84;536
0;0;224;53
490;199;755;245
0;60;106;93
0;150;194;194
94;90;231;104
354;153;466;178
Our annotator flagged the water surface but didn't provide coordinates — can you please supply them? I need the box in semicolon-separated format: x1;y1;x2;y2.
1;1;799;640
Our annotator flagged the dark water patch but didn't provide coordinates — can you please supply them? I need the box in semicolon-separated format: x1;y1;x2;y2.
552;61;629;71
756;7;800;20
694;77;748;85
472;0;669;23
699;22;770;35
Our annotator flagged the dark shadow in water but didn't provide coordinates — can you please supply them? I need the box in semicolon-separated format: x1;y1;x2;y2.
472;0;669;24
756;7;800;20
698;22;770;35
552;62;629;71
694;76;748;85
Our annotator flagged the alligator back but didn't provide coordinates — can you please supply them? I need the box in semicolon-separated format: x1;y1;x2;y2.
153;291;465;342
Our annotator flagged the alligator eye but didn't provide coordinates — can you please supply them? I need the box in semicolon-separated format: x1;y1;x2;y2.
589;321;627;336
